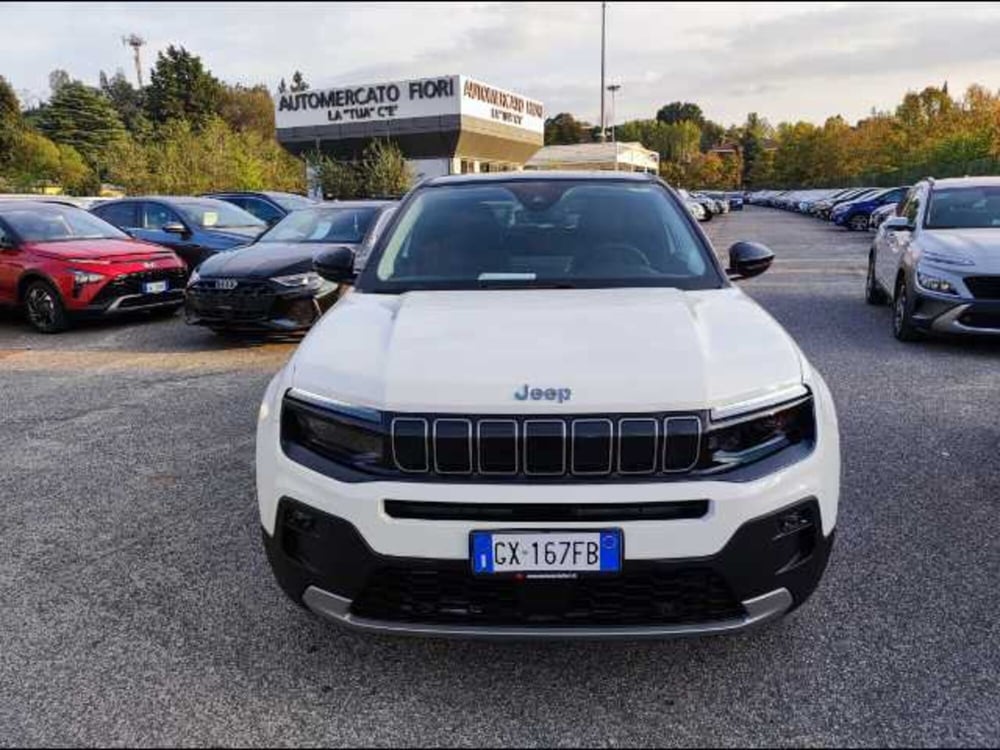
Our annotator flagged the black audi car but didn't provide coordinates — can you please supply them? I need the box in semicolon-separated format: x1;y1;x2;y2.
184;201;396;335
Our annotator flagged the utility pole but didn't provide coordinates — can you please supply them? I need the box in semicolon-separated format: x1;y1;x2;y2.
607;84;621;143
599;1;607;142
121;34;146;87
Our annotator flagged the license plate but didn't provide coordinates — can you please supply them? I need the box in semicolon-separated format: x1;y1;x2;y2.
470;529;622;575
143;280;168;294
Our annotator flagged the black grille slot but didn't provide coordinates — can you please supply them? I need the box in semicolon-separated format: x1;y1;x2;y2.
478;420;517;474
524;420;566;475
392;418;429;472
664;417;701;471
434;419;473;474
618;418;658;474
571;419;613;475
384;499;709;522
964;276;1000;300
351;566;745;627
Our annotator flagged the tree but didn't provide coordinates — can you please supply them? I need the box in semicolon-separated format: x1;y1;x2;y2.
99;69;149;136
699;120;726;152
218;84;275;138
3;129;94;194
48;69;71;96
145;45;223;126
307;152;362;199
656;101;705;127
290;71;309;93
544;112;590;145
361;139;411;197
739;112;772;187
37;81;127;179
0;76;22;170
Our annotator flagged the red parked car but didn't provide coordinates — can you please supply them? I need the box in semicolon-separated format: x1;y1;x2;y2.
0;201;187;333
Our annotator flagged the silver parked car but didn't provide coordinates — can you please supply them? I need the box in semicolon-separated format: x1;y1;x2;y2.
866;176;1000;340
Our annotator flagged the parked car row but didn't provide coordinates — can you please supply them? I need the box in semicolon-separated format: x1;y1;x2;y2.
748;186;910;231
0;193;396;334
677;189;742;222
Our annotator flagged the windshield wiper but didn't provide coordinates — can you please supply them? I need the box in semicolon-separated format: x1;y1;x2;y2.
476;279;578;289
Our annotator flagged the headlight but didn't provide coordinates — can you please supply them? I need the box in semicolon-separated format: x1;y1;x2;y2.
702;393;815;472
71;270;105;285
188;268;201;285
272;272;323;289
916;271;958;295
281;393;385;470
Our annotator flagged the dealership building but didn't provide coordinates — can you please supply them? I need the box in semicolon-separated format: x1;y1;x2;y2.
274;75;544;184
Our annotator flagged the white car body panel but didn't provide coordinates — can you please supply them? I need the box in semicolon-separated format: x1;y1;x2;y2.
257;288;839;560
288;287;804;415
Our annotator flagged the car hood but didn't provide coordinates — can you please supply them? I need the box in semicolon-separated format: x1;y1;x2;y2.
28;238;178;262
919;229;1000;273
196;241;354;278
290;287;805;414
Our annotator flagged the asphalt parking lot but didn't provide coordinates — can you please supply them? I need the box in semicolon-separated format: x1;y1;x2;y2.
2;206;999;747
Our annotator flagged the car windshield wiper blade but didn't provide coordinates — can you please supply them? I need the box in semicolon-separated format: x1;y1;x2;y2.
476;279;578;289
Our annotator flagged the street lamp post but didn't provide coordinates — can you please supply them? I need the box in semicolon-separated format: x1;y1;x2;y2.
599;1;607;142
606;84;621;143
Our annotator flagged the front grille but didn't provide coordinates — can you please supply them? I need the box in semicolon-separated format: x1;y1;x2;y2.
351;566;745;627
391;415;701;479
186;280;275;320
90;269;188;306
964;276;1000;300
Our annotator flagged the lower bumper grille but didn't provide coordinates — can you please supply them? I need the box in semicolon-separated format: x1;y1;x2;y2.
90;269;188;306
350;567;745;627
959;310;1000;329
187;281;276;321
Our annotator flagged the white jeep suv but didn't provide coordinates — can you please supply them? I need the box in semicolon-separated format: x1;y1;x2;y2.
256;172;840;639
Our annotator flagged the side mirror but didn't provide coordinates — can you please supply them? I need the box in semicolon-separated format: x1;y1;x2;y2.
727;241;774;280
0;235;15;251
162;222;188;235
314;245;357;284
883;216;912;232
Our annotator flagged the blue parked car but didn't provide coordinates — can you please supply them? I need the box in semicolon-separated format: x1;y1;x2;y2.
201;191;318;227
831;186;910;231
92;196;268;272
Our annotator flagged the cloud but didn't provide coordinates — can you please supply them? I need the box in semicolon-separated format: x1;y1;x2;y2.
1;1;998;128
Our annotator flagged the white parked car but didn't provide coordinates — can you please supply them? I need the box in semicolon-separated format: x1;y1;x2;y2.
866;176;1000;340
256;172;841;639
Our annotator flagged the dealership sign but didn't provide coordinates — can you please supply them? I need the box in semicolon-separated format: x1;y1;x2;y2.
275;75;543;135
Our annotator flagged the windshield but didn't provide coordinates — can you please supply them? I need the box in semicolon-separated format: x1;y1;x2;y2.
362;180;721;292
270;193;316;211
1;205;127;243
176;200;265;229
259;206;379;244
926;186;1000;229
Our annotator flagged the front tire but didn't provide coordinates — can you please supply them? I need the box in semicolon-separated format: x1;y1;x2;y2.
23;280;70;333
849;214;869;232
865;252;887;305
892;278;920;342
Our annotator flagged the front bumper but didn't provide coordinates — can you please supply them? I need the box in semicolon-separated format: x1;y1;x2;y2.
912;291;1000;336
263;496;833;640
185;284;339;333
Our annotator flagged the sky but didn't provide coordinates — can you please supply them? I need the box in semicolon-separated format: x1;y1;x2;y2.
3;1;1000;128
